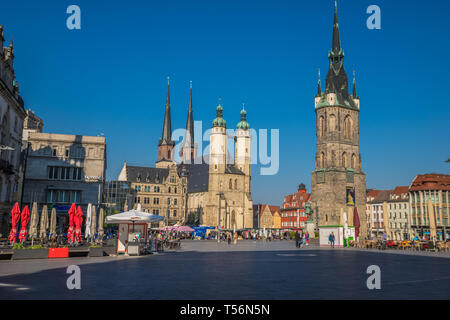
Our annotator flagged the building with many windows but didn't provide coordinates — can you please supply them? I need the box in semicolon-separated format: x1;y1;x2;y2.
386;186;410;240
22;131;106;231
280;184;311;230
409;174;450;240
0;26;26;236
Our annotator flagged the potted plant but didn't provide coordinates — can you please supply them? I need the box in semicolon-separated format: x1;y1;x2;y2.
89;245;104;257
13;244;49;260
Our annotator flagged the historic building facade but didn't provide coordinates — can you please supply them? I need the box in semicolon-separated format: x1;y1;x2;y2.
118;80;188;226
311;2;367;237
280;184;311;230
386;186;410;240
22;130;106;232
409;174;450;240
185;102;253;230
0;26;26;236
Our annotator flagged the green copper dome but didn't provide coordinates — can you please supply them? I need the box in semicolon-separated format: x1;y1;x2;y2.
236;105;250;130
212;104;226;128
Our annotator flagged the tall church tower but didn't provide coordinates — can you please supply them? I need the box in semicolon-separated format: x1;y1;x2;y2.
235;104;251;194
209;100;227;178
180;81;197;163
311;1;367;237
157;78;175;168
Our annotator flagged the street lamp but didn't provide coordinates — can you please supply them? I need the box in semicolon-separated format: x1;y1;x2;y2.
217;192;224;243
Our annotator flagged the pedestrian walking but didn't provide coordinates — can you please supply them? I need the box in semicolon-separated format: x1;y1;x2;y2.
329;232;335;248
295;230;300;248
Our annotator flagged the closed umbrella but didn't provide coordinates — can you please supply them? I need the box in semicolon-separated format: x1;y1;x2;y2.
39;205;49;241
29;202;39;244
49;207;57;239
428;199;437;239
90;205;97;242
98;208;104;241
353;206;360;239
85;203;92;239
19;205;30;243
67;203;76;243
382;201;390;238
74;206;83;243
8;203;21;244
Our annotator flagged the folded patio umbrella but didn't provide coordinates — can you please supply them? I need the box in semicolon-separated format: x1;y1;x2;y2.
85;203;92;239
8;203;21;244
49;207;57;239
98;208;104;239
382;201;390;237
39;205;49;240
74;206;83;243
19;205;30;243
90;205;97;241
353;206;360;239
428;199;437;239
29;202;39;242
67;203;76;243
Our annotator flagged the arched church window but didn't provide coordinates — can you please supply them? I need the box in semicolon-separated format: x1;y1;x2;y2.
329;114;336;132
351;154;357;169
234;179;237;190
229;179;232;190
320;152;325;168
318;116;325;138
342;152;347;168
344;116;353;140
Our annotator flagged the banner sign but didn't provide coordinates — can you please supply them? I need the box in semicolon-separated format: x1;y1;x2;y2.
346;187;355;206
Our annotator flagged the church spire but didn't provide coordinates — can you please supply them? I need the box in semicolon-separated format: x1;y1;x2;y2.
352;70;357;98
185;81;194;147
317;68;322;97
159;77;174;147
332;0;341;54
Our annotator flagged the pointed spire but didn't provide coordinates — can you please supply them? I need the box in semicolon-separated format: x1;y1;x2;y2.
352;70;357;98
332;0;341;54
317;68;322;96
184;81;194;147
159;77;174;146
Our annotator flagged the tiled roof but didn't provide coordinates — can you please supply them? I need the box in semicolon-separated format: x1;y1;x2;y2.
409;174;450;191
126;166;169;183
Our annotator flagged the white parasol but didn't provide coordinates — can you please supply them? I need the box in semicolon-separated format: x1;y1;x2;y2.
85;203;92;239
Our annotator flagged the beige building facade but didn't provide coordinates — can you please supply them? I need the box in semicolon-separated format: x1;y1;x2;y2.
186;103;253;230
22;132;106;232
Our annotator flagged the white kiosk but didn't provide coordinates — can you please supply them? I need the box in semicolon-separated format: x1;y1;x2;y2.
106;209;164;255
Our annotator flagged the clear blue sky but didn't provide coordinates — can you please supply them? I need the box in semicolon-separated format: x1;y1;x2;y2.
1;0;449;205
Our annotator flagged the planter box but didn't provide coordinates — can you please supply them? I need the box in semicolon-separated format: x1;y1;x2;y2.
89;247;105;257
49;248;69;258
13;248;49;260
102;246;116;256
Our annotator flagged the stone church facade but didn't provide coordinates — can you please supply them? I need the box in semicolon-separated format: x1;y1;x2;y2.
118;79;253;229
311;2;367;237
186;102;253;230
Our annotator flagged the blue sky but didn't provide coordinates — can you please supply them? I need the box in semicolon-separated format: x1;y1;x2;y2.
1;0;449;205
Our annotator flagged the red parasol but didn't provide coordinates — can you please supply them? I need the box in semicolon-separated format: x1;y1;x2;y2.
8;203;21;244
67;203;77;243
74;206;83;243
18;205;30;243
353;206;360;239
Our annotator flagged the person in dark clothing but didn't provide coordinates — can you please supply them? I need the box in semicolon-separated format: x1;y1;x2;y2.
329;232;335;248
295;231;300;248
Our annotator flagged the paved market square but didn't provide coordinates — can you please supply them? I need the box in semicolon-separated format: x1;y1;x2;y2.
1;240;449;300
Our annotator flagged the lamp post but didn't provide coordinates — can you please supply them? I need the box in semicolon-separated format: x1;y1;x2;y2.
217;192;224;243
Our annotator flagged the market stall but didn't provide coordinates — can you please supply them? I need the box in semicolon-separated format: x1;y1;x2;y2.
105;209;164;255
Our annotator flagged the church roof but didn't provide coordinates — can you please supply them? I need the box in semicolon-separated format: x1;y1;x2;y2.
126;165;170;183
182;155;245;193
